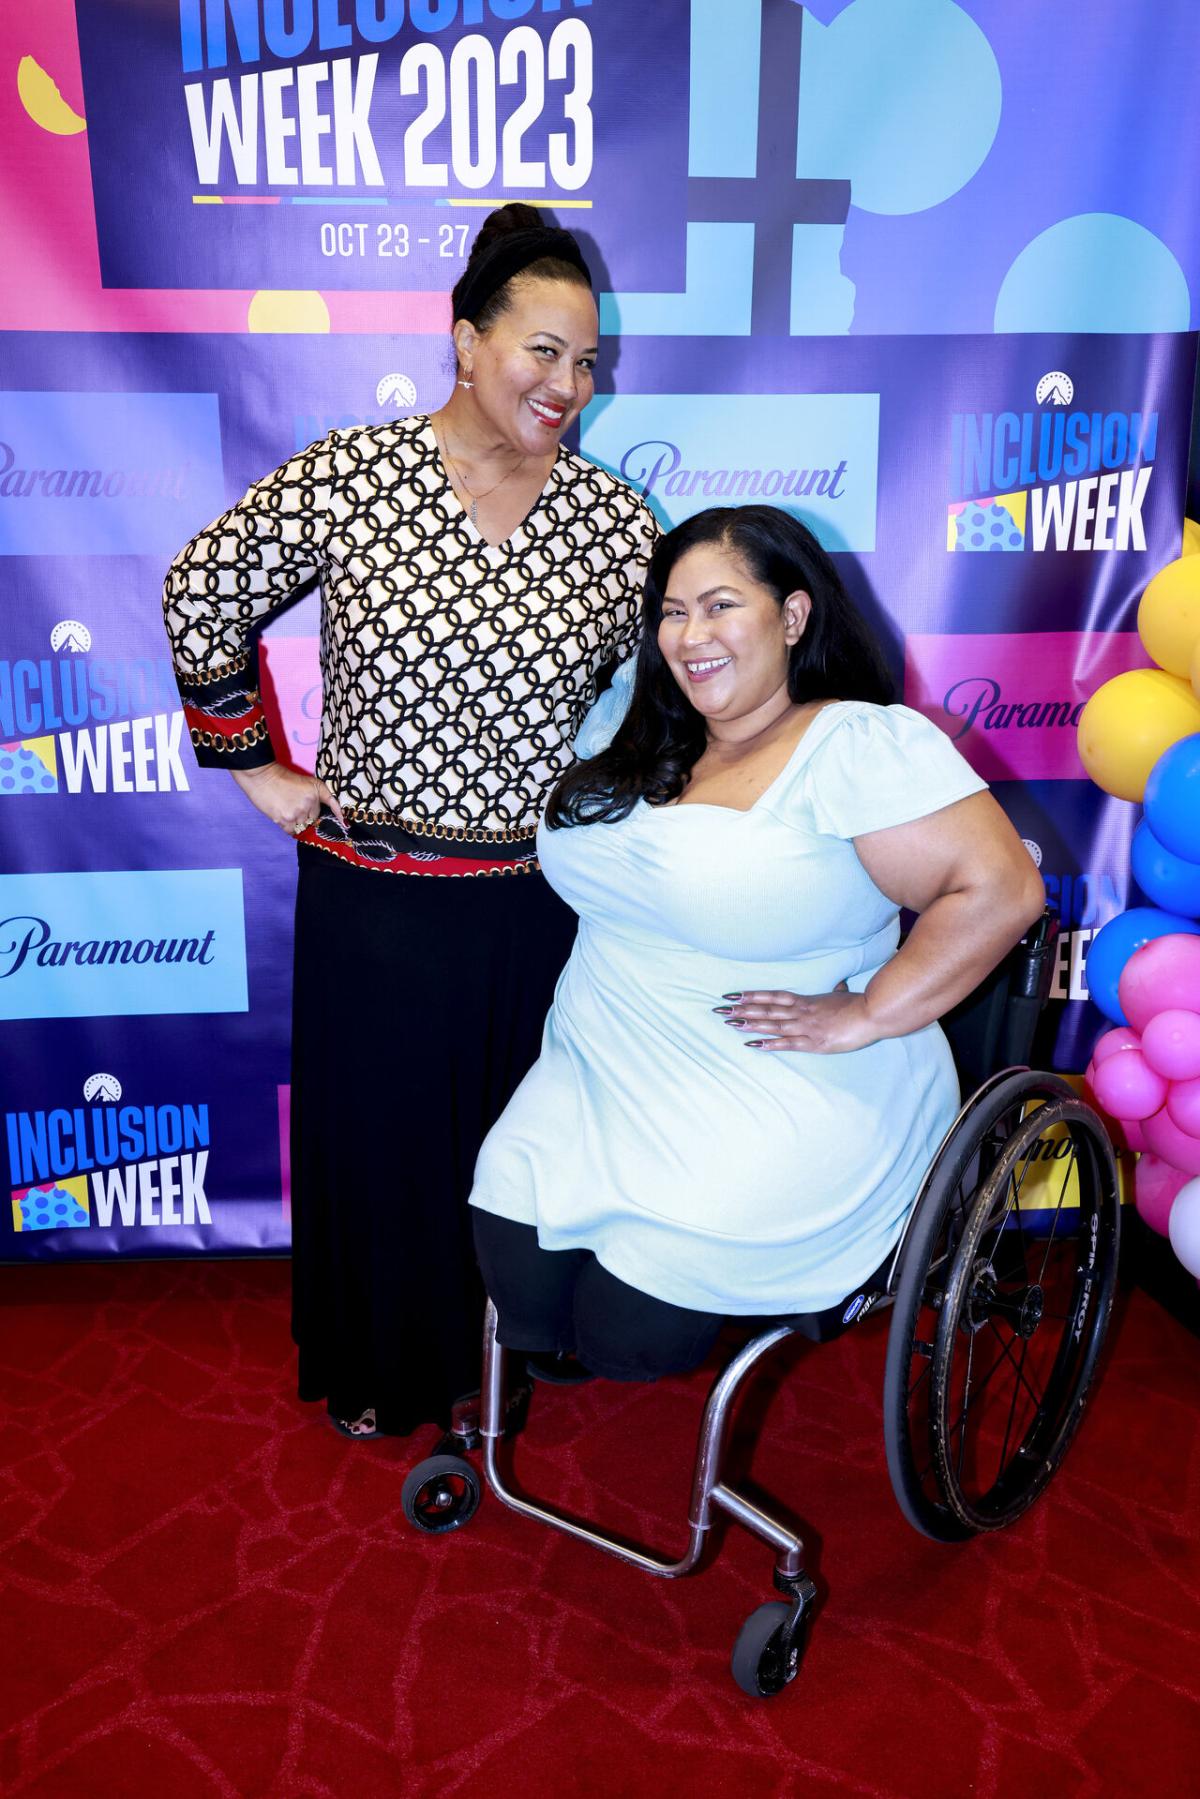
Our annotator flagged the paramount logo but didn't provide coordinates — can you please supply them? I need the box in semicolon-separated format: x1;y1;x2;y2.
617;440;848;505
0;870;247;1021
0;442;194;501
581;392;880;553
0;392;224;557
0;916;217;979
941;678;1085;737
904;630;1150;783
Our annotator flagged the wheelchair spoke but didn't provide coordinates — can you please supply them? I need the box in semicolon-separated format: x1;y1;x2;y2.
944;1333;1018;1449
977;1152;1035;1275
997;1336;1033;1483
1036;1145;1078;1285
985;1317;1045;1412
907;1356;933;1405
954;1331;978;1479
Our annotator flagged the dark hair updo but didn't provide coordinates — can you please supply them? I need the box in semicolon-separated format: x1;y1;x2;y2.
450;202;593;338
545;505;895;829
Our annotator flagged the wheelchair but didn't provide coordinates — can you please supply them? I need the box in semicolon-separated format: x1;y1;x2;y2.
401;912;1121;1699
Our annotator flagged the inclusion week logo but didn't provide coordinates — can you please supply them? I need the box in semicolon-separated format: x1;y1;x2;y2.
8;1072;214;1234
947;372;1157;554
0;620;189;799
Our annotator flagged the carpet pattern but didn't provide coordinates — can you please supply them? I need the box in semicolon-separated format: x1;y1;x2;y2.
1;1261;1197;1797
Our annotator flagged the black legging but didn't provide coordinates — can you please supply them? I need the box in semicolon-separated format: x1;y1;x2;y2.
473;1211;724;1380
472;1211;894;1381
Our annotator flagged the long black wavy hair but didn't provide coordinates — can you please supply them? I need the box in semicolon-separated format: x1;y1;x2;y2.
546;505;895;828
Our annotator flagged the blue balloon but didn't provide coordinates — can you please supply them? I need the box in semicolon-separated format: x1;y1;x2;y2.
1144;733;1200;863
1085;906;1200;1025
1131;819;1200;919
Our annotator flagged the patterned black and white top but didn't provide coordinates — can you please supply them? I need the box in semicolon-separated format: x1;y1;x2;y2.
163;415;656;855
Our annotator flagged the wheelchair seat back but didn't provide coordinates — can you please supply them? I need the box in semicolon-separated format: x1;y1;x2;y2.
938;908;1058;1093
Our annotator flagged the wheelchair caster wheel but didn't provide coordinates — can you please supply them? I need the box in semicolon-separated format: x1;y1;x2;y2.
402;1455;482;1534
731;1600;806;1699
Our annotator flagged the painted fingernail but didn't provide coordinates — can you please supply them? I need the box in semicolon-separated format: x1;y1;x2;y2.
712;1005;733;1015
722;992;743;1001
725;1018;747;1028
744;1039;766;1049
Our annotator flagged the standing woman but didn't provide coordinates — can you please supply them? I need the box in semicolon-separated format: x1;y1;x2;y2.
163;205;657;1439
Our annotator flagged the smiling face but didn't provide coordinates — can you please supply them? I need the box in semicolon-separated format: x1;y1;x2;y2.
453;276;598;456
657;541;811;728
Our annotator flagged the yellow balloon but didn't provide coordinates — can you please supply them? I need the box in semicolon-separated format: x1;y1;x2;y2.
1191;633;1200;702
1184;517;1200;557
1137;555;1200;675
1077;667;1200;802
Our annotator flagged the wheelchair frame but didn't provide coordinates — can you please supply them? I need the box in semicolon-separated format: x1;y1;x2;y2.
402;916;1121;1698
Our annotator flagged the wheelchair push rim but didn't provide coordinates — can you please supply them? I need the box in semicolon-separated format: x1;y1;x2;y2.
884;1074;1120;1540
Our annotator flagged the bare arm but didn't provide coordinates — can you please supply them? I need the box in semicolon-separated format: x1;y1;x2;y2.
723;793;1046;1054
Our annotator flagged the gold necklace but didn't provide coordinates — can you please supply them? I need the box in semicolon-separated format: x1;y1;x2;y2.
435;426;526;527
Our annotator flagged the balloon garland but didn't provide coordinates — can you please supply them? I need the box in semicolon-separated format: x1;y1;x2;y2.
1077;521;1200;1277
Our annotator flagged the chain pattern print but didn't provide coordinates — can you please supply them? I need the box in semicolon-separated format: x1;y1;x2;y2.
163;416;656;835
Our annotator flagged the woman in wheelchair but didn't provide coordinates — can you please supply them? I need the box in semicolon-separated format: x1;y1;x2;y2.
468;505;1048;1381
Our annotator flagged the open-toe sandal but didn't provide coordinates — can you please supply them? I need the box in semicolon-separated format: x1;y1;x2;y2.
331;1407;380;1439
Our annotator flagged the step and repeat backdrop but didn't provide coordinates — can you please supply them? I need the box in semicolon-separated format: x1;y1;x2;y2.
3;0;1199;1260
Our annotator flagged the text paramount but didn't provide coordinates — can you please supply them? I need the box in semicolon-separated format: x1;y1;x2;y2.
581;394;879;551
0;918;217;979
0;871;248;1020
619;440;848;505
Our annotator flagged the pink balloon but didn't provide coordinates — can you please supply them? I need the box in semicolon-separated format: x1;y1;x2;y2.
1134;1152;1190;1235
1167;1075;1200;1137
1080;1078;1142;1148
1091;1049;1169;1120
1092;1026;1142;1065
1119;936;1200;1032
1141;1008;1200;1080
1113;1114;1148;1152
1143;1103;1200;1175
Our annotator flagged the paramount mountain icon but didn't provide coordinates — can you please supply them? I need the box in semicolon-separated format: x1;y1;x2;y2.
50;620;92;654
1036;371;1074;407
83;1073;122;1104
376;373;417;410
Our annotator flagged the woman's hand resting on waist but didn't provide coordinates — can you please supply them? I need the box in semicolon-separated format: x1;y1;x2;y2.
231;764;346;837
715;982;881;1054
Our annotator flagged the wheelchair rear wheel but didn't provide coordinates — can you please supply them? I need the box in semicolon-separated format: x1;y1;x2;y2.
884;1072;1119;1541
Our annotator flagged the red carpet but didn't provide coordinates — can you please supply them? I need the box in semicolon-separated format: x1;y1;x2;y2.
1;1260;1197;1798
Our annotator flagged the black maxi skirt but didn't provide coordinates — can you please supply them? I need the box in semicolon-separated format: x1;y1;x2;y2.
289;843;578;1435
